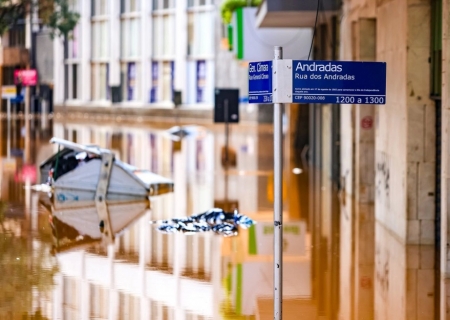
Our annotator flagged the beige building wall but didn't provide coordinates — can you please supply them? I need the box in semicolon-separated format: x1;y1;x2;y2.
340;0;436;318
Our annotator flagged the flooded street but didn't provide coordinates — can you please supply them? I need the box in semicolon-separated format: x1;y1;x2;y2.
0;112;437;319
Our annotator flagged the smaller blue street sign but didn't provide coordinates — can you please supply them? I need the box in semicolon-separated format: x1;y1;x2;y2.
10;95;24;104
292;60;386;104
248;61;272;104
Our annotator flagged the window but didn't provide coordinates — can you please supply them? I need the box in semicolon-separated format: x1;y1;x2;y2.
91;0;109;60
153;0;174;10
196;60;206;103
150;61;174;103
187;11;213;57
66;24;79;100
121;62;140;101
68;0;80;10
2;67;15;86
63;1;80;101
68;25;79;59
152;14;175;59
162;61;174;102
91;20;109;59
188;0;210;7
152;0;176;104
121;18;140;58
91;0;110;101
150;61;158;103
91;63;109;100
6;25;25;47
121;0;139;13
91;0;108;16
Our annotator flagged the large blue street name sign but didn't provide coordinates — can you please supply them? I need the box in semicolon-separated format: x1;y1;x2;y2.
248;61;272;104
292;60;386;104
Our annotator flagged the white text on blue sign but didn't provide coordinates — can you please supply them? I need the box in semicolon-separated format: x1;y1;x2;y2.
248;61;273;104
292;60;386;104
248;60;386;104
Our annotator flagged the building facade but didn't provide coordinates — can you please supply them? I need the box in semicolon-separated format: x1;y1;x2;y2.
253;0;450;318
53;0;247;110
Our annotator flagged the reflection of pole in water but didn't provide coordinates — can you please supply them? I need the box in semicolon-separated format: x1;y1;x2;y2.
24;86;30;163
224;99;229;208
7;98;11;158
41;99;48;130
12;100;16;156
224;98;229;168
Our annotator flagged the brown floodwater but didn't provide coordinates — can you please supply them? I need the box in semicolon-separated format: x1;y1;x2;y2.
0;112;438;320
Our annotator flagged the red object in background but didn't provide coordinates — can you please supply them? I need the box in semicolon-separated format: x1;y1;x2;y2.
15;165;37;183
14;69;38;86
361;116;374;129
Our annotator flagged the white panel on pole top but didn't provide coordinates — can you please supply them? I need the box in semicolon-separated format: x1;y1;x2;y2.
272;60;293;104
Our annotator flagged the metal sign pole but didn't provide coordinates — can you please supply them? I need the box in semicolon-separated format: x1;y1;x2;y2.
273;46;283;320
224;98;229;208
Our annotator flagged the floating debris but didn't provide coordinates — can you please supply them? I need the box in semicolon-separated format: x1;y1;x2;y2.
150;208;255;237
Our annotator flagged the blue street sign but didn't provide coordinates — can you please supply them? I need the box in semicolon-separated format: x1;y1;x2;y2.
248;61;272;104
292;60;386;104
10;95;24;104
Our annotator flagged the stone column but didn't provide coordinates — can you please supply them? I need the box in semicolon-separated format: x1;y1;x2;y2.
338;3;357;319
374;0;435;318
440;0;450;316
353;18;376;320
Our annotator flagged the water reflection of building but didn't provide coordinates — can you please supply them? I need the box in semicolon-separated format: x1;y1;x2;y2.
222;216;312;319
52;207;222;319
51;104;339;318
0;193;56;319
50;122;223;319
